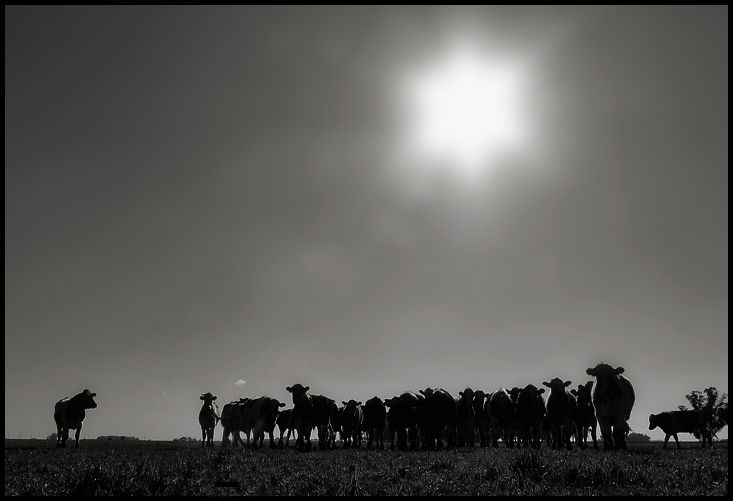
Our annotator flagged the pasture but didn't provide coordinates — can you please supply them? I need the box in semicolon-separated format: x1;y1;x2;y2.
5;439;727;496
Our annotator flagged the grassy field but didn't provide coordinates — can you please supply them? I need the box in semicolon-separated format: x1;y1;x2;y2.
5;439;728;496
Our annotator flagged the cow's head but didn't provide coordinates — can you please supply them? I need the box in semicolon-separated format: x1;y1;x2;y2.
648;413;659;430
459;388;475;401
286;384;310;405
509;387;522;402
80;389;98;409
542;378;572;393
342;399;362;410
200;392;217;404
384;397;396;408
419;388;435;398
586;363;625;378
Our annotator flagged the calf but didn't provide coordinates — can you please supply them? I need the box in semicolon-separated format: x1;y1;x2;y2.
649;410;713;448
543;378;577;450
488;388;518;448
198;392;220;448
472;390;490;447
571;382;598;450
276;408;296;448
341;400;364;448
362;396;387;450
456;388;476;447
54;389;98;449
516;385;545;449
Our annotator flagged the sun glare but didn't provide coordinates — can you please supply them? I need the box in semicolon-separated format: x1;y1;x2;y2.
405;48;527;180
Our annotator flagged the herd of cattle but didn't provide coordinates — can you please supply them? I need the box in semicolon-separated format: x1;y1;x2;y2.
53;363;717;451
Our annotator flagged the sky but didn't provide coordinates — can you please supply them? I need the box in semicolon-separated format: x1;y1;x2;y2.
5;6;728;441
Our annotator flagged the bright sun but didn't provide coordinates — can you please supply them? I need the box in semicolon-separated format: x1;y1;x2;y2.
405;48;527;179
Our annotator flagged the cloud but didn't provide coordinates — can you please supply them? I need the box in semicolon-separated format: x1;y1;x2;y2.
235;379;246;386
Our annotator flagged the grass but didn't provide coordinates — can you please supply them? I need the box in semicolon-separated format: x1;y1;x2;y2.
4;440;728;496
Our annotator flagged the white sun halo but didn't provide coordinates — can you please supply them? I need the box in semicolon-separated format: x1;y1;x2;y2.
406;48;527;179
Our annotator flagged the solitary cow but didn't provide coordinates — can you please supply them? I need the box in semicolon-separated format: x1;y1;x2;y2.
198;392;220;448
54;389;98;448
571;382;598;450
543;378;577;450
341;400;364;449
586;363;635;450
515;384;546;449
286;384;338;451
649;410;713;449
362;396;387;450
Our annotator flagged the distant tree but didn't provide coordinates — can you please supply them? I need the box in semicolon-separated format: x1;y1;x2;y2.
627;432;651;442
678;387;728;440
46;433;57;441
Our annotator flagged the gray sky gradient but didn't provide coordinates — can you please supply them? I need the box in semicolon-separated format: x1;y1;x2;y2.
5;6;727;440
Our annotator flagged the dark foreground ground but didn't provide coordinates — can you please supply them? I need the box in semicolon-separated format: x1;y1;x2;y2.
5;439;728;496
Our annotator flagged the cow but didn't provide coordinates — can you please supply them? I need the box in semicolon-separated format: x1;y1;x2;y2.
286;384;338;451
276;408;297;448
385;392;423;451
245;396;287;448
198;392;220;448
456;388;476;447
221;400;247;448
53;389;98;449
419;388;457;450
362;396;387;450
328;405;345;449
516;384;546;449
649;410;713;449
341;400;364;449
543;378;577;450
472;390;490;447
488;388;518;448
586;363;635;450
221;397;284;448
571;381;598;450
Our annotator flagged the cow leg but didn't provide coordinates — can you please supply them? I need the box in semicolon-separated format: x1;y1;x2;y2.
74;425;82;449
56;425;63;448
674;434;681;449
590;423;598;450
612;425;627;450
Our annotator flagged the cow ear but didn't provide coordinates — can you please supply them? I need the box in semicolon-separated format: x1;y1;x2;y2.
459;391;464;397
537;388;545;394
570;389;577;396
279;402;286;408
542;381;550;387
357;401;362;406
615;367;625;375
419;389;426;395
564;381;572;387
212;396;217;400
286;386;292;392
91;393;97;397
342;401;348;406
304;386;310;392
586;368;595;376
200;395;205;400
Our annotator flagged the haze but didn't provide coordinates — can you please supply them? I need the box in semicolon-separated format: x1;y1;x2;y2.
5;6;727;441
